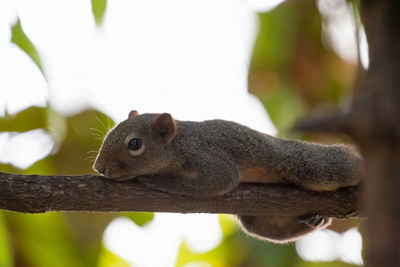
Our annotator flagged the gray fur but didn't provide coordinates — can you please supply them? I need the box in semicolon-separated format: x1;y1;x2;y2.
94;113;362;243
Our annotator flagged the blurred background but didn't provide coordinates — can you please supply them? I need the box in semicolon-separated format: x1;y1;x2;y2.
0;0;366;266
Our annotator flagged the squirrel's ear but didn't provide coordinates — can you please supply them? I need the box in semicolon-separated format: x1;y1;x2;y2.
151;113;177;143
128;110;139;118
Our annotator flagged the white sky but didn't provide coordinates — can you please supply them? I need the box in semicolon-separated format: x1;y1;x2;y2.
0;0;363;266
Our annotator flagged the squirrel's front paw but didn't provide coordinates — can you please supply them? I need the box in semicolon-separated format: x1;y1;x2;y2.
299;214;331;228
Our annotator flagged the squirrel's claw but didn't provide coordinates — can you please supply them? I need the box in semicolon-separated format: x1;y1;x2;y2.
299;214;326;228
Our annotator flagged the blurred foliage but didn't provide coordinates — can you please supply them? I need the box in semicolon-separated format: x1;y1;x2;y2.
0;106;49;133
248;0;357;137
0;0;362;267
0;213;13;267
91;0;108;26
97;246;131;267
0;106;153;266
176;216;358;267
11;19;45;77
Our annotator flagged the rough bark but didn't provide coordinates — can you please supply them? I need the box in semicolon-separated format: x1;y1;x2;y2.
0;172;359;219
346;1;400;265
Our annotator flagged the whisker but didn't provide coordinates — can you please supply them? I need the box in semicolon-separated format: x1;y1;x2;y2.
95;115;108;133
90;133;103;139
90;127;105;136
90;133;105;142
85;156;96;163
107;116;112;131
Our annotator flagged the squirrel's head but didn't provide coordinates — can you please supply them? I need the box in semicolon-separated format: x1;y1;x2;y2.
93;110;177;180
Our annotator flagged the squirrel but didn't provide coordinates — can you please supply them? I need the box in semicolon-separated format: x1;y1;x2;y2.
93;110;362;243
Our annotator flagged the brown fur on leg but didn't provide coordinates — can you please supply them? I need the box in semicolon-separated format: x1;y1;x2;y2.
237;215;331;243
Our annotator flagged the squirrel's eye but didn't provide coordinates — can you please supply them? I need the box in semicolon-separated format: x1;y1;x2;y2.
125;136;145;156
127;138;142;151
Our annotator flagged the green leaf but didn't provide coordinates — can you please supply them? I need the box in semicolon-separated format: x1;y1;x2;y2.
4;212;89;267
121;212;154;227
91;0;107;27
97;246;130;267
249;5;298;74
0;106;48;132
11;18;45;77
261;85;307;136
0;212;13;267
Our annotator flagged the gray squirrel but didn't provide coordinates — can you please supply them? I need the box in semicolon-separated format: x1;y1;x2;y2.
94;110;362;243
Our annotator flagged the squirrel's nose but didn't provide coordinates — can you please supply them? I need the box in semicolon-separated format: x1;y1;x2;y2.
94;162;105;175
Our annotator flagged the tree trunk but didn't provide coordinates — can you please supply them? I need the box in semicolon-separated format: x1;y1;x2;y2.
347;0;400;265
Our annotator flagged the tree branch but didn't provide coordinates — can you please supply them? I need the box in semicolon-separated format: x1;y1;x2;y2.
0;172;360;218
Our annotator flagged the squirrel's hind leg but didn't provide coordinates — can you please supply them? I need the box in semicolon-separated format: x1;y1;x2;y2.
237;215;331;243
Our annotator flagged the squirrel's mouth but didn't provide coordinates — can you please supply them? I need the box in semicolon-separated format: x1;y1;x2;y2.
101;173;136;181
114;175;136;181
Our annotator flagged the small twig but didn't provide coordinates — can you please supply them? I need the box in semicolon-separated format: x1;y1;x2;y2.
293;110;347;134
